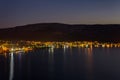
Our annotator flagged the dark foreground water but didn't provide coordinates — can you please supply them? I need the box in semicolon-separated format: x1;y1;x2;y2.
0;47;120;80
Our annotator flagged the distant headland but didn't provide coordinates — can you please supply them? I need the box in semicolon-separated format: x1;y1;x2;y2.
0;23;120;42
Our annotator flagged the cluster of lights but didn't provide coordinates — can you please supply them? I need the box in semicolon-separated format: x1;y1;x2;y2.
0;40;120;53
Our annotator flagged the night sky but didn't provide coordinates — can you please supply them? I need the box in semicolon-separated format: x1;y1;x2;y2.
0;0;120;28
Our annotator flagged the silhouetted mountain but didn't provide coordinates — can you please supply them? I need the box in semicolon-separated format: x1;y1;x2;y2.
0;23;120;42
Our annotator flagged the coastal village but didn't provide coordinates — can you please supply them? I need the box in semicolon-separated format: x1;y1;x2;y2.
0;40;120;54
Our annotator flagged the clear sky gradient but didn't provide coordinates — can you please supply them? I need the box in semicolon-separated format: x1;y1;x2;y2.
0;0;120;28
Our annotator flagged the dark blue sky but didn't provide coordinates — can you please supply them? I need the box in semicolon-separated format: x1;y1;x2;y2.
0;0;120;28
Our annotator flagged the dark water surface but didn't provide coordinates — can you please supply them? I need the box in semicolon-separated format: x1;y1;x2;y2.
0;48;120;80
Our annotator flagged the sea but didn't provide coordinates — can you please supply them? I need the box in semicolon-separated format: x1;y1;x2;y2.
0;47;120;80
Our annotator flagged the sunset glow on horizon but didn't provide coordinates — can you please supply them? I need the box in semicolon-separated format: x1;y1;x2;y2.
0;0;120;28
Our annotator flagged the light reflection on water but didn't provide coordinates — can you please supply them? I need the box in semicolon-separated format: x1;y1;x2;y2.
48;48;54;74
1;48;120;80
84;47;93;80
9;53;14;80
